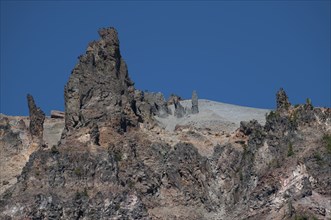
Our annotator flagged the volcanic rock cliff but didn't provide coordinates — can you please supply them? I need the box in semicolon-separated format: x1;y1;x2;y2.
63;28;140;140
0;27;330;220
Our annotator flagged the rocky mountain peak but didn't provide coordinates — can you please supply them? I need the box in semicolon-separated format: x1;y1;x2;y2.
276;88;291;110
1;28;330;220
63;27;138;137
98;27;119;45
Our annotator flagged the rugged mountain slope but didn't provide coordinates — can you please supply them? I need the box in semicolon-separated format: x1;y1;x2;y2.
0;115;64;195
0;27;330;220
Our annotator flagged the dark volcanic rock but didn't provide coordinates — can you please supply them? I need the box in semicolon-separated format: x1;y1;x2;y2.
63;27;138;136
0;144;150;219
133;90;152;122
276;88;291;110
239;120;263;136
27;94;45;141
164;143;215;211
191;90;199;114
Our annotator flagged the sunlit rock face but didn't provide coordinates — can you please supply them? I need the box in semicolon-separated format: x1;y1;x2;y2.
64;27;138;137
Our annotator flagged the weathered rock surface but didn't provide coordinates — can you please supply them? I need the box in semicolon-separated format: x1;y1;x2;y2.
0;115;64;196
2;97;329;219
0;116;30;195
27;94;45;141
1;27;330;220
63;27;138;138
43;118;65;147
143;92;171;118
276;88;291;110
173;96;186;118
239;119;263;136
191;90;199;114
167;94;182;105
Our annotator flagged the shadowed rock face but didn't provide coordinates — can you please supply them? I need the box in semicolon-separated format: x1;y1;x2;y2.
27;94;45;141
64;27;138;136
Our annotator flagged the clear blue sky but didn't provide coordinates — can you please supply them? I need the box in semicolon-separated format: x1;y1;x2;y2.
1;1;330;116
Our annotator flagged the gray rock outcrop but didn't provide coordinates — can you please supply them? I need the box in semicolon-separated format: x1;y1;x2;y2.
173;97;185;118
27;94;45;141
143;92;171;118
191;90;199;114
167;94;182;105
167;94;185;118
239;119;262;136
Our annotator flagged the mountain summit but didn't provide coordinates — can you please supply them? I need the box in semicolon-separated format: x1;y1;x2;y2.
0;27;330;220
64;27;138;135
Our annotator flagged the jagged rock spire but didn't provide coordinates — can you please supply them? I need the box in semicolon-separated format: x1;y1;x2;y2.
27;94;45;141
276;88;291;110
167;94;185;118
63;27;138;135
191;90;199;114
173;97;185;118
143;92;171;118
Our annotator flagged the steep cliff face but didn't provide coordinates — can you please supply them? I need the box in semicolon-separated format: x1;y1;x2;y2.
0;28;330;220
0;116;31;195
231;100;331;219
0;106;64;196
